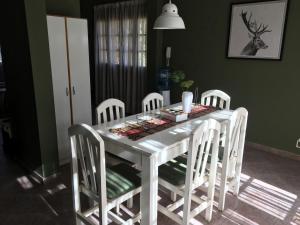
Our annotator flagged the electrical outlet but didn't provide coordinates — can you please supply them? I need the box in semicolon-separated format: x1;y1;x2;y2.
296;138;300;149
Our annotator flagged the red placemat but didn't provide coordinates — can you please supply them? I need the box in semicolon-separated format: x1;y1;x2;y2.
109;118;176;140
109;105;217;141
189;105;217;118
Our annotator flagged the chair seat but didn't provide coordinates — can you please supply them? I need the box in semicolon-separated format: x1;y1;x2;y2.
159;156;187;186
159;146;224;186
106;163;141;200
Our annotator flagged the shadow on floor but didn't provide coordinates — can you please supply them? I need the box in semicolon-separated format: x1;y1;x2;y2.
0;140;299;225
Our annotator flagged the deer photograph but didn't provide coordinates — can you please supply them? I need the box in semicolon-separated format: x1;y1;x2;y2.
227;0;288;59
240;11;272;56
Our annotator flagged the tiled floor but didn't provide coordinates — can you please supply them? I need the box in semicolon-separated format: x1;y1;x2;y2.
0;141;299;225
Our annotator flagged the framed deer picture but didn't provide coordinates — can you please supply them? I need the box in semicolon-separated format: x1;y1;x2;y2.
227;0;288;60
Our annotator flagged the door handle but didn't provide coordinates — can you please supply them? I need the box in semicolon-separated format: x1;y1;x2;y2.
66;87;69;96
72;86;76;95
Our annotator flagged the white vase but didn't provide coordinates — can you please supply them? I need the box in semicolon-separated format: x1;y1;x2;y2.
182;91;193;113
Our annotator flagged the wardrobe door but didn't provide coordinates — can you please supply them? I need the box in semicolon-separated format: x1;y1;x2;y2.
66;18;92;125
47;16;72;165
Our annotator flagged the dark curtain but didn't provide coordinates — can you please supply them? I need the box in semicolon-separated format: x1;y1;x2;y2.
94;0;147;114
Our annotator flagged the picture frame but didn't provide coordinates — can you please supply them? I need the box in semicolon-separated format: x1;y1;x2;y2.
227;0;288;60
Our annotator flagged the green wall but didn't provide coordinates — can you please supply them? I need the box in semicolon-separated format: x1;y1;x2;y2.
0;0;82;178
46;0;81;17
147;0;164;94
163;0;300;154
24;0;59;177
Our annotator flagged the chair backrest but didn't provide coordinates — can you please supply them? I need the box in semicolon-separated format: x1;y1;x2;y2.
69;124;107;211
201;89;231;110
226;107;248;177
96;98;125;124
187;119;221;186
142;92;164;112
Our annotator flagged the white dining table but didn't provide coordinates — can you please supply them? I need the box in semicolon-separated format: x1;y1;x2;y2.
93;103;233;225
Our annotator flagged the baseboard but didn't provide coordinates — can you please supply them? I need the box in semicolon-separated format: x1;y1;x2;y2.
246;142;300;161
30;169;60;184
13;159;60;184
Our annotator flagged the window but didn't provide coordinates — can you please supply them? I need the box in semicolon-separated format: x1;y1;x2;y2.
94;0;147;114
97;17;147;67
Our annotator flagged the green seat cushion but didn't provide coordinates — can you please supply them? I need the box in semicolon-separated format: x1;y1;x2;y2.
106;163;141;200
159;156;188;186
159;146;224;186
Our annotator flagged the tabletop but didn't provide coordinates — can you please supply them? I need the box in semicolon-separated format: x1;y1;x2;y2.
93;103;233;157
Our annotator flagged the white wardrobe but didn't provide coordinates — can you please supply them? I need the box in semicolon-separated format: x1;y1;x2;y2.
47;15;92;165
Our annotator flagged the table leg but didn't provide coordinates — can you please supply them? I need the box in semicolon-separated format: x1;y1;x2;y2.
219;120;230;211
141;155;158;225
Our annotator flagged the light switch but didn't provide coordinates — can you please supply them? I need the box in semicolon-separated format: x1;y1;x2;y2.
296;138;300;149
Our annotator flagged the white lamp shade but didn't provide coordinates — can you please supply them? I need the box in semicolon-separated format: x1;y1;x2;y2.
153;1;185;29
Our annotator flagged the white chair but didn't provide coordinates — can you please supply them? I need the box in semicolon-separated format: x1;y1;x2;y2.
96;98;125;124
218;107;248;211
201;89;231;149
96;98;134;210
142;92;163;112
166;89;229;204
69;124;141;225
158;119;221;224
201;89;231;110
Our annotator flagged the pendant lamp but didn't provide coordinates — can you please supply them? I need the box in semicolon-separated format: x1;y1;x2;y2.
153;0;185;29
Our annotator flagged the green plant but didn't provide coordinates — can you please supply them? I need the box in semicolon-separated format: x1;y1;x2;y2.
171;70;194;91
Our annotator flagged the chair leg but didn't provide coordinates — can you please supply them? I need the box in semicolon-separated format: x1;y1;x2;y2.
206;169;216;221
233;183;239;196
182;193;192;225
127;198;133;208
116;205;121;215
219;165;228;211
233;160;243;196
218;181;226;211
99;200;108;225
206;148;218;222
219;128;230;211
170;191;177;202
76;217;83;225
233;174;241;196
71;141;84;225
205;190;214;222
182;147;194;225
101;214;108;225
